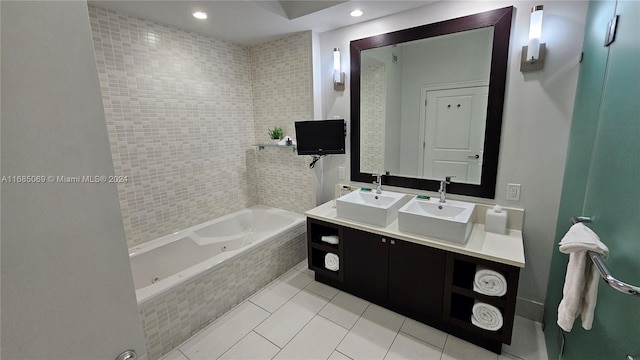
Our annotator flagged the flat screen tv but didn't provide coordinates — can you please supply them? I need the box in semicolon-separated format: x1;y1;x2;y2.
295;119;346;156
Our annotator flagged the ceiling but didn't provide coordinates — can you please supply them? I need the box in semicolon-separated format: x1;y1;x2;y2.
88;1;438;46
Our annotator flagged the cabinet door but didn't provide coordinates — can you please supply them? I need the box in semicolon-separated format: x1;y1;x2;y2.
388;239;446;324
342;227;389;304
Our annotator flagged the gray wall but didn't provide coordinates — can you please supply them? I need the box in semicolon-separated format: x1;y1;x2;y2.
319;0;589;320
399;28;493;176
1;1;146;358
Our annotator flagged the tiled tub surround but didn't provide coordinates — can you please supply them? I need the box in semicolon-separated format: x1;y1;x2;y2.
90;5;257;247
137;207;307;360
90;7;316;248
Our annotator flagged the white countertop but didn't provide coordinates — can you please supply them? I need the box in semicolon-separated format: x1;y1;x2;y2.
305;200;525;268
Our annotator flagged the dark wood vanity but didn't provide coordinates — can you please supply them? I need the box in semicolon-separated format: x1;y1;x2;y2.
306;202;523;354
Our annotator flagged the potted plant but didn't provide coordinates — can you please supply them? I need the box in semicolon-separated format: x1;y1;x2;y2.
267;126;284;144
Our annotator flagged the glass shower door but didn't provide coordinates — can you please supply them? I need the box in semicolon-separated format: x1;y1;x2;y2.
545;0;640;359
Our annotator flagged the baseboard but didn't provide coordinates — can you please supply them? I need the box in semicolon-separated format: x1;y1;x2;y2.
515;297;544;322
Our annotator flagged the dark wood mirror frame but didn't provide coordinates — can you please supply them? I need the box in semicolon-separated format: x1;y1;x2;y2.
350;6;513;199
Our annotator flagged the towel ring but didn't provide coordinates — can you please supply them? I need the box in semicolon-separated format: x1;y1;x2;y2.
570;216;640;297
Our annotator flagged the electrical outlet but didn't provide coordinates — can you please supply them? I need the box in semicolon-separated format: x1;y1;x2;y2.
338;166;346;180
506;183;521;201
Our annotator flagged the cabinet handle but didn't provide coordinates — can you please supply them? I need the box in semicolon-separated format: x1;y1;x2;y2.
390;240;395;245
381;238;386;243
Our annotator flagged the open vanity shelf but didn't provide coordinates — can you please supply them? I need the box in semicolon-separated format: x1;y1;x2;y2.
443;252;520;346
305;201;524;354
307;219;343;282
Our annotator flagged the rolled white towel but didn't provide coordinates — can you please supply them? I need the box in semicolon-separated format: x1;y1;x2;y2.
321;235;339;245
471;301;503;331
324;253;339;271
473;266;507;297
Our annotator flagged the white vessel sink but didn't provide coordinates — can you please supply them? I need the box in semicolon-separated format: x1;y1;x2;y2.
336;190;408;227
398;197;475;244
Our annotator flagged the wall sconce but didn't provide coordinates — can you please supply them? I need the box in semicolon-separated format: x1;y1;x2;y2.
520;5;546;72
333;48;345;91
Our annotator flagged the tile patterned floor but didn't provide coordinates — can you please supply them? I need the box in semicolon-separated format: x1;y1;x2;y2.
161;260;548;360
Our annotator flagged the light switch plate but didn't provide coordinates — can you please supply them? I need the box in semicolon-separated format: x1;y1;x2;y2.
507;183;521;201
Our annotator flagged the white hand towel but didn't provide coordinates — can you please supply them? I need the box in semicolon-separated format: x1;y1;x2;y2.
471;301;503;331
559;222;609;255
321;235;339;245
324;253;339;271
557;223;608;332
473;267;507;297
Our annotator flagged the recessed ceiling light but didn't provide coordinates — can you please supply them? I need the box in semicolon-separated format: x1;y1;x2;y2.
192;11;207;20
350;9;363;17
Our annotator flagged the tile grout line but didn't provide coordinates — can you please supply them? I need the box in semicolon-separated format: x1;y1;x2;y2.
251;330;283;359
267;296;330;356
382;317;406;359
215;330;267;360
397;327;446;351
248;268;312;314
177;348;189;360
249;298;277;315
171;298;255;359
316;312;352;331
439;334;450;360
303;282;340;302
333;349;353;360
325;316;353;360
249;271;328;358
334;302;373;352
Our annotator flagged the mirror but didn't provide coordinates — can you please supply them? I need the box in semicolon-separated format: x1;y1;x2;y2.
351;7;513;198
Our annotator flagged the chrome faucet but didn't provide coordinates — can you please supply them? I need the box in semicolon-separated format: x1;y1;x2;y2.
439;176;454;203
373;173;383;194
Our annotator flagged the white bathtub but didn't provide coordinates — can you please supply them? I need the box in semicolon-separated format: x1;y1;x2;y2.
129;205;305;305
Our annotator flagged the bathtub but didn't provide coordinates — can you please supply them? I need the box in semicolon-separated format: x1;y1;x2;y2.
134;205;308;359
129;205;306;306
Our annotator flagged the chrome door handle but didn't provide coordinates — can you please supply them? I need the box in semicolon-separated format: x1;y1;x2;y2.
468;154;480;159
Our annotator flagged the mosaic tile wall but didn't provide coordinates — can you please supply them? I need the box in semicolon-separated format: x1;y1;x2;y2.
139;224;307;360
360;63;386;174
250;33;317;214
89;6;258;247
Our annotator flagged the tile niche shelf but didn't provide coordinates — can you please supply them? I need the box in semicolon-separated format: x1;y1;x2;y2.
253;143;297;152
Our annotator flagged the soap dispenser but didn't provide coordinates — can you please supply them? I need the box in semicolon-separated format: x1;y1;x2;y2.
485;205;508;234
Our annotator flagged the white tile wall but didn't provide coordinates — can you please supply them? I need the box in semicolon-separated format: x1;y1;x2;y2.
249;32;317;214
89;7;315;247
89;5;258;247
360;63;387;174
